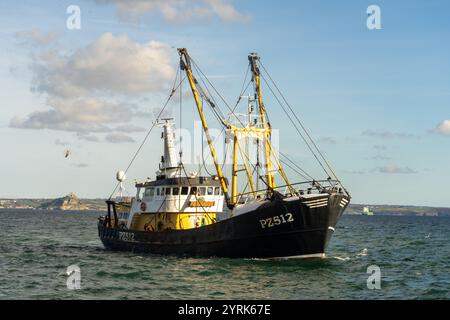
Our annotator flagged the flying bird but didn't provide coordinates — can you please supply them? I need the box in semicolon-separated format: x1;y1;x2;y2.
64;150;71;158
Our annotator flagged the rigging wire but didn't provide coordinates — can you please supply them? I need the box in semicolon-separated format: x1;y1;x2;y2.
259;61;341;183
184;54;331;197
179;63;183;163
260;134;310;182
191;62;228;125
232;65;250;110
196;65;253;172
108;72;185;200
259;72;333;184
190;60;282;193
180;57;252;182
234;153;259;206
209;78;252;165
251;74;272;131
279;152;315;181
189;56;247;128
279;159;310;182
200;97;216;177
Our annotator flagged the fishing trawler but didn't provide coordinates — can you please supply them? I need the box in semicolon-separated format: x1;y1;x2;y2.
98;48;351;259
362;207;374;216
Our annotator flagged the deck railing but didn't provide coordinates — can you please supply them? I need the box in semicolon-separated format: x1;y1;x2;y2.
236;179;349;204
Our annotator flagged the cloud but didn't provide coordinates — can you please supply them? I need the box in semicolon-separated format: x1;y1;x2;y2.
10;33;175;135
199;0;250;23
30;33;174;97
371;155;391;160
362;130;419;139
15;30;57;46
435;120;450;136
94;0;250;24
373;164;417;174
72;163;89;168
151;105;173;119
55;139;70;146
115;124;147;132
344;170;366;175
77;133;101;143
105;133;135;143
10;98;131;132
373;144;387;150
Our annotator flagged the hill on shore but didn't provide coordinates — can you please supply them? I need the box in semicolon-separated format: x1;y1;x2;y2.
37;193;88;211
0;193;105;211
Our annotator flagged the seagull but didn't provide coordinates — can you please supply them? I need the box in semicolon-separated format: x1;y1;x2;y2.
64;150;71;158
425;233;431;239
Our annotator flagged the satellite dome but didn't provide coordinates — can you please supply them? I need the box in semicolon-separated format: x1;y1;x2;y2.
116;171;126;182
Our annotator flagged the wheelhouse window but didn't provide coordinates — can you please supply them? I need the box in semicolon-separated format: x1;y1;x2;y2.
173;187;180;196
181;187;189;195
144;188;154;197
198;187;206;196
165;187;171;195
207;187;214;195
190;187;197;195
214;187;220;196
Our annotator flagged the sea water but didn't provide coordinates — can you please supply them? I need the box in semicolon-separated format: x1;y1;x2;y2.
0;210;448;299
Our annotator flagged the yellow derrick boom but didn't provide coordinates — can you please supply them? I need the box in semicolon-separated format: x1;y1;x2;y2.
178;48;232;207
178;48;295;208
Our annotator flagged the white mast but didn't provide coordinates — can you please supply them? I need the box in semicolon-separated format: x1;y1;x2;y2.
158;118;180;178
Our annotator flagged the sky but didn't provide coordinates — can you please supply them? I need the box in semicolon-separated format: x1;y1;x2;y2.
0;0;449;207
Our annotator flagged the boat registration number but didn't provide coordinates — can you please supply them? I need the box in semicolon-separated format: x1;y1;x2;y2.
118;231;135;242
259;213;294;229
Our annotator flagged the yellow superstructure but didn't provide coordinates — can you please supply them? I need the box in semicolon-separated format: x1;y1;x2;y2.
129;212;217;231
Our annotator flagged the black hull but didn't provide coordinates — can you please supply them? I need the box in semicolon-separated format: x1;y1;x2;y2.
98;194;348;259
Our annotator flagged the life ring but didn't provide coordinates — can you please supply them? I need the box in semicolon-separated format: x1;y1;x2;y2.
144;223;154;232
140;201;147;212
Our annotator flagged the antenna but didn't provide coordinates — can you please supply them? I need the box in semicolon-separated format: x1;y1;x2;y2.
240;93;256;126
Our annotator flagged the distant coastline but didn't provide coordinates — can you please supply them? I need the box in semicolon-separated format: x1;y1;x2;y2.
0;194;449;216
0;193;104;211
345;204;449;217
